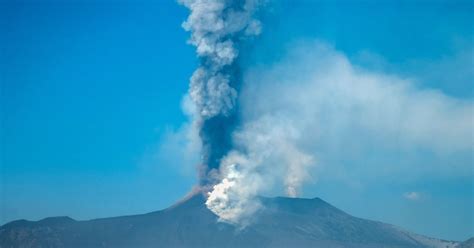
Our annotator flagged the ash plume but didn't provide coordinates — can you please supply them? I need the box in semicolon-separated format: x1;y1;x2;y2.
179;0;263;186
180;0;316;225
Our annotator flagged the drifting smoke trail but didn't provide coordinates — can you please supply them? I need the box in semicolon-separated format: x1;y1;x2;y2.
179;0;263;186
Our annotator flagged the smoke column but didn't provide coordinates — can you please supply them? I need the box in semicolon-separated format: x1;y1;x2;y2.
179;0;262;185
180;0;316;225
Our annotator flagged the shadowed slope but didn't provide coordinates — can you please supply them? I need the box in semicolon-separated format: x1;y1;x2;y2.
0;194;464;248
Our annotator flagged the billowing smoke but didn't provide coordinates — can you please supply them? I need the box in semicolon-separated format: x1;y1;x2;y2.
180;0;316;225
205;116;315;225
179;0;263;186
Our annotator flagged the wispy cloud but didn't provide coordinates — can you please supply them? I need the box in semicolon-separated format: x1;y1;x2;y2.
403;192;421;201
241;40;473;183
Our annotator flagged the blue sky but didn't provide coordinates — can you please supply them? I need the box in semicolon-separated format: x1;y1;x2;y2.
1;0;473;241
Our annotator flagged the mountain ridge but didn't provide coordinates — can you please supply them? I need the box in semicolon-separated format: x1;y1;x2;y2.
0;193;470;248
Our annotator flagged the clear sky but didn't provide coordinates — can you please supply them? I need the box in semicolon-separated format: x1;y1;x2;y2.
1;0;473;242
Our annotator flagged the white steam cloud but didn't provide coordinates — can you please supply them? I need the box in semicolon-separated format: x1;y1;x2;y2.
206;41;473;224
206;116;315;224
241;41;473;155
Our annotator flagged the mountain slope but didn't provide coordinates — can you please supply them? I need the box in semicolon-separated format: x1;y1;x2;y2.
457;238;474;248
0;193;464;248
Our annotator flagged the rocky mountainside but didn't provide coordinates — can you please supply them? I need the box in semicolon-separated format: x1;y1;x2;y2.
0;193;470;248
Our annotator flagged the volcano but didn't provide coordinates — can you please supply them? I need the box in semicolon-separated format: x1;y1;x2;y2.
0;192;469;248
